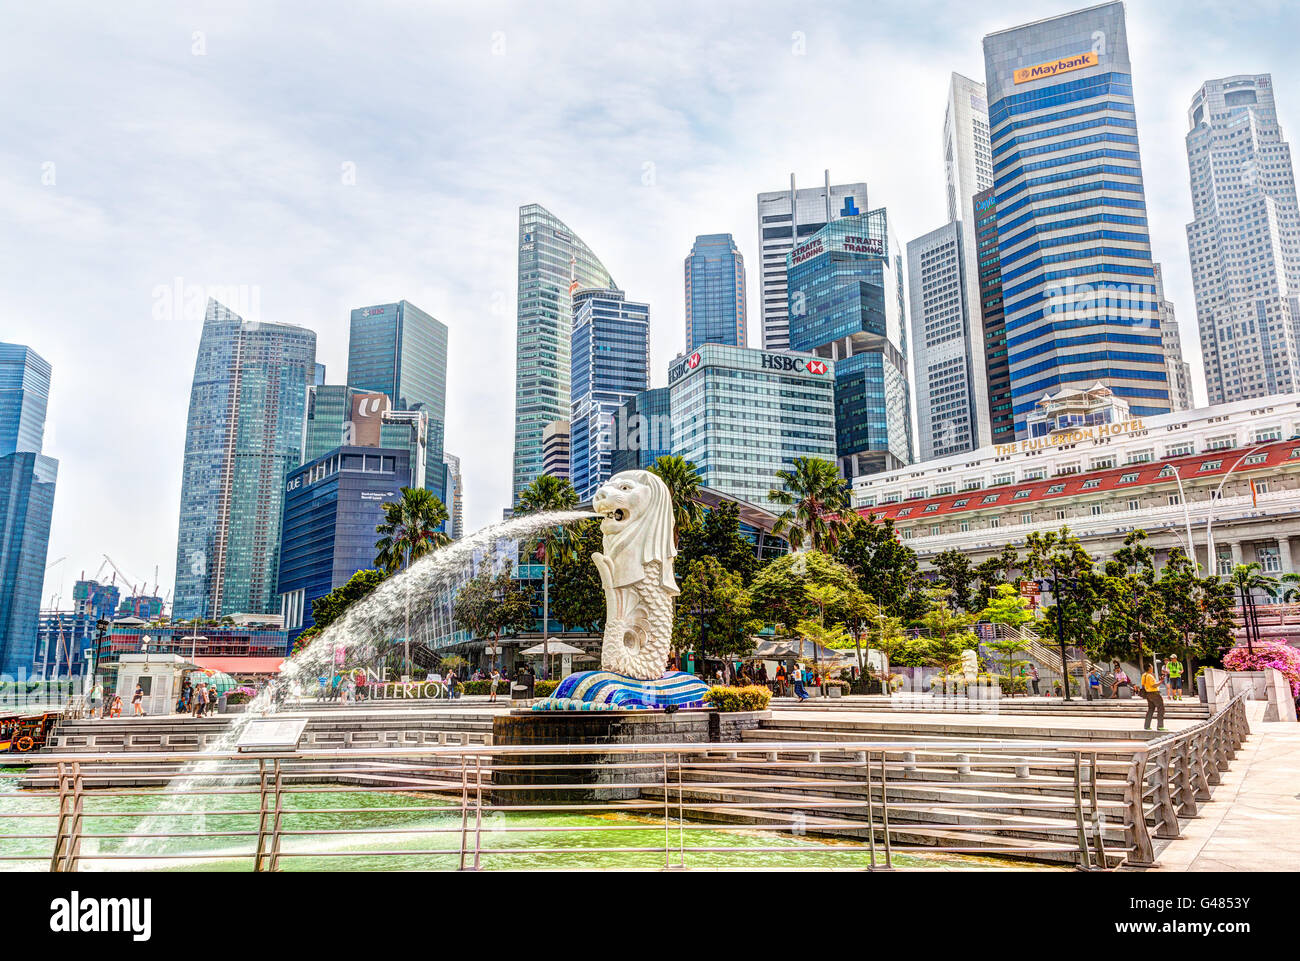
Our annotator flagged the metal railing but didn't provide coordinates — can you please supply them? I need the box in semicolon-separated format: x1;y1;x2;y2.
0;696;1250;872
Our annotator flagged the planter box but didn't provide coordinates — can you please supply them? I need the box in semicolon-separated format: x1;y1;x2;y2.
826;686;844;699
220;702;248;714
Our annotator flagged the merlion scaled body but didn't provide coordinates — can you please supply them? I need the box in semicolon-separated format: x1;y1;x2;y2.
589;470;679;680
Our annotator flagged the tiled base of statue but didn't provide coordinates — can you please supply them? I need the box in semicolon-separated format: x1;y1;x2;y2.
531;470;707;712
532;670;709;711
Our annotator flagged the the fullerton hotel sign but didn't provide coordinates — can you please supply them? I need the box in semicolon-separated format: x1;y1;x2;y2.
995;418;1149;456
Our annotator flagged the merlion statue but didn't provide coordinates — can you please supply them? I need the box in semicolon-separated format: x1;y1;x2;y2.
590;469;679;679
531;469;709;711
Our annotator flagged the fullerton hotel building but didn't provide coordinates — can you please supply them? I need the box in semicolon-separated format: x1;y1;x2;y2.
853;385;1300;578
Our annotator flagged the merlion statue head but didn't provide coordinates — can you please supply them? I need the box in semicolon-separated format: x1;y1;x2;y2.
591;469;678;593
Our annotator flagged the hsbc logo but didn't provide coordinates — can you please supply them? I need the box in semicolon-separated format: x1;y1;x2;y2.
761;354;828;375
687;352;701;369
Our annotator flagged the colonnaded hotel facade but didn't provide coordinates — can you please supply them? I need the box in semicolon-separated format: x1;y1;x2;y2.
855;386;1300;578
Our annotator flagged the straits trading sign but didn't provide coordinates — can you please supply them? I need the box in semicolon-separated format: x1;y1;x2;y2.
993;418;1148;456
1013;51;1098;85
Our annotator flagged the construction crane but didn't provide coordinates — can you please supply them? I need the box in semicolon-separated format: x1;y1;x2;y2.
97;554;145;596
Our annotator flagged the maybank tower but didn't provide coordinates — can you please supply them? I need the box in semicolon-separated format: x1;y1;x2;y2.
983;2;1172;437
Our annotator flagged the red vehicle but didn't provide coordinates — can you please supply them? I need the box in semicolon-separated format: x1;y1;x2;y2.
0;712;60;754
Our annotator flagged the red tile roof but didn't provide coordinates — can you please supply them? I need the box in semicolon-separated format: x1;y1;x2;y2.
859;439;1300;523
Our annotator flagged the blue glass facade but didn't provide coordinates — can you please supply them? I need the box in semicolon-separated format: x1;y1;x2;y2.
983;3;1170;435
569;289;650;500
685;234;747;350
347;301;447;502
277;446;412;642
513;205;617;503
785;211;913;477
0;343;57;676
33;579;120;679
173;300;316;621
611;388;672;475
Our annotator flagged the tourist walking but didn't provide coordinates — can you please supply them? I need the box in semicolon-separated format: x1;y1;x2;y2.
775;664;787;697
88;682;103;718
489;669;501;702
792;666;809;702
1026;663;1041;696
206;684;219;716
1166;657;1184;701
1140;664;1167;732
131;683;145;716
192;682;207;718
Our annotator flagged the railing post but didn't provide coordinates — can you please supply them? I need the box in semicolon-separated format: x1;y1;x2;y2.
472;754;484;871
1123;752;1156;866
457;753;469;871
253;758;270;872
864;750;877;870
879;750;892;870
1175;739;1198;818
1072;752;1092;870
1152;749;1180;839
268;758;284;872
661;752;670;871
49;761;84;873
1087;755;1108;868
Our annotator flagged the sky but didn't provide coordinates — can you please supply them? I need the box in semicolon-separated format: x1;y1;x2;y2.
2;0;1297;608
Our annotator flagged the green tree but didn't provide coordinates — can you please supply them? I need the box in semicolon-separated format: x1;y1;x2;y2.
516;474;580;678
975;545;1020;602
796;583;849;677
834;513;929;621
648;455;703;546
749;550;855;633
374;487;451;674
453;561;534;671
311;568;391;633
1228;562;1278;652
1022;527;1099;695
769;456;851;552
548;518;605;632
673;556;761;664
933;549;979;612
1100;530;1175;669
831;584;878;676
1158;549;1236;676
918;588;978;672
677;500;758;585
977;584;1035;683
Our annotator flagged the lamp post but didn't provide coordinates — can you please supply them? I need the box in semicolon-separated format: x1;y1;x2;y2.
1205;443;1270;573
1164;464;1196;567
1043;571;1073;701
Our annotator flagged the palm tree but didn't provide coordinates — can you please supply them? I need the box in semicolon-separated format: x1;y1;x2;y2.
374;487;451;674
648;455;703;545
1228;562;1278;652
516;475;580;679
769;456;852;552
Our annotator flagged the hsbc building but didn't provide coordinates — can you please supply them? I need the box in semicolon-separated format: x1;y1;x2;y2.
667;344;837;510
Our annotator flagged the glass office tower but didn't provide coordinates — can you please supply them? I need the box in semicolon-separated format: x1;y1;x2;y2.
668;344;836;510
785;210;913;478
0;343;58;676
983;2;1170;436
173;300;316;620
346;301;447;500
611;387;672;475
569;288;650;500
973;187;1016;447
684;234;747;350
513;204;616;503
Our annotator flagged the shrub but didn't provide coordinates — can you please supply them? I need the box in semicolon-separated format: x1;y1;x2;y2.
534;680;560;698
1224;642;1300;697
705;685;772;712
459;680;504;695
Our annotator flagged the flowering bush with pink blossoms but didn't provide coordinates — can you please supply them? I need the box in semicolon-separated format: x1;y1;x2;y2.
1223;643;1300;697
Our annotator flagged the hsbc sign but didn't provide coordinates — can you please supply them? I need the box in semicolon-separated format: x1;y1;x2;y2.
671;350;830;384
762;354;828;375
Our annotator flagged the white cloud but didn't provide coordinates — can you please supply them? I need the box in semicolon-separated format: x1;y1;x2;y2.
1;0;1295;604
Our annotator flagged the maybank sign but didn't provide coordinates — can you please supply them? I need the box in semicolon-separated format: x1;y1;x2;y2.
1013;52;1098;85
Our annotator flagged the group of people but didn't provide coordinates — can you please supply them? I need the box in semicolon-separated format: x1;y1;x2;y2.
85;683;121;718
773;663;818;701
316;672;364;704
176;679;219;717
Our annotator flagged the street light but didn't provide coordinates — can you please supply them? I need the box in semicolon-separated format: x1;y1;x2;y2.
1205;443;1271;573
1164;464;1196;568
1041;572;1074;701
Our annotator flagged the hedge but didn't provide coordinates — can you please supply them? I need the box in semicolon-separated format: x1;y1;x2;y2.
704;685;772;712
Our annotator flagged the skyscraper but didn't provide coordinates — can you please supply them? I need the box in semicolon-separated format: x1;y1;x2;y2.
942;72;996;449
756;173;869;351
786;209;913;477
1154;264;1193;411
173;300;316;620
973;187;1016;446
442;452;463;540
984;2;1171;436
684;233;747;350
908;222;978;460
346;300;447;499
569;288;650;500
0;343;57;675
512;204;616;502
1186;74;1300;404
611;387;672;475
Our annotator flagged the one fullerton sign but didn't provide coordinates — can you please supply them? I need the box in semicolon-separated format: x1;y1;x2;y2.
1013;52;1098;85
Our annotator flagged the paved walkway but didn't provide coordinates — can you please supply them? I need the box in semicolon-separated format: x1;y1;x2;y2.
1138;701;1300;871
770;707;1200;735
